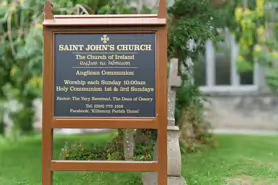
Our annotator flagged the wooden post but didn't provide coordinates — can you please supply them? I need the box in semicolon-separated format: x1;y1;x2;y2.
158;0;168;185
42;0;168;185
42;1;53;185
44;0;53;20
158;0;167;18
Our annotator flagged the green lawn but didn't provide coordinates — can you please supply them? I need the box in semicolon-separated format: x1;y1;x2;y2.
0;134;278;185
183;135;278;185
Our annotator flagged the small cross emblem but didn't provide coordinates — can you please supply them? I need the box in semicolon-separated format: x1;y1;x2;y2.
101;35;110;44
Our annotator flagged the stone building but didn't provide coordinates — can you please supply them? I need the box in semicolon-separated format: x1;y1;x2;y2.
196;31;278;131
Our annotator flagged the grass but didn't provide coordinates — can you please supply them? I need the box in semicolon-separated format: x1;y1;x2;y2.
183;135;278;185
0;134;278;185
0;133;141;185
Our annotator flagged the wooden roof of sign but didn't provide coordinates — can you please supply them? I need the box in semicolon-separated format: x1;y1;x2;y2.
43;15;166;26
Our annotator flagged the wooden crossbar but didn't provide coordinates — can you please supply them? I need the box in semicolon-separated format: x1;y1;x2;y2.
51;160;158;172
51;119;158;129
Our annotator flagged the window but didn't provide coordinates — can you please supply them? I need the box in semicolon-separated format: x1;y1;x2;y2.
194;30;261;94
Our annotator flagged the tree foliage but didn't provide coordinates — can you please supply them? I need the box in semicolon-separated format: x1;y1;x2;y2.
217;0;278;92
168;0;219;151
168;0;216;68
0;0;137;135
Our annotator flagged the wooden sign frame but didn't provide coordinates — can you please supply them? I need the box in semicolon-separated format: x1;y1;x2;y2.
42;0;168;184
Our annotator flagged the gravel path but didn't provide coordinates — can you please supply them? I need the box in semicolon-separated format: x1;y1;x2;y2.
211;128;278;135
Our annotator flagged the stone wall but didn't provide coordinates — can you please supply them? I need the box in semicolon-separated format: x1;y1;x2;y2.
204;94;278;131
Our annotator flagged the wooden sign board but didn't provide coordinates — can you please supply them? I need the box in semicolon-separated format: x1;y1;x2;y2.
42;0;168;185
55;33;156;118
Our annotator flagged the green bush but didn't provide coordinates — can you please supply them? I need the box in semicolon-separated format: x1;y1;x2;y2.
60;142;108;160
60;136;155;161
